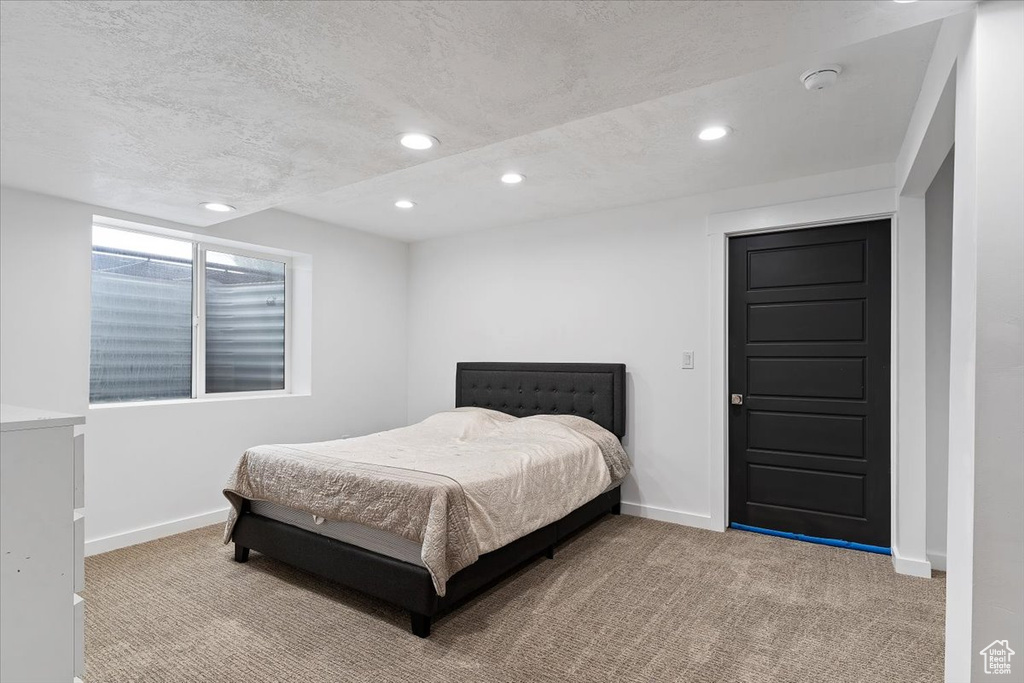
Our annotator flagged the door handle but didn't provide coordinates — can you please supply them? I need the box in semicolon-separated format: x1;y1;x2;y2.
730;394;744;405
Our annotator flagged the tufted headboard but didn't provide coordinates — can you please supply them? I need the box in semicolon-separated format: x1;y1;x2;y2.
455;362;626;438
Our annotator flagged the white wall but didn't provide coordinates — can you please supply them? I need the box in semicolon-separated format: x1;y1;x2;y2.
407;165;895;526
963;3;1024;679
931;2;1024;680
409;196;714;524
0;186;409;551
925;149;953;571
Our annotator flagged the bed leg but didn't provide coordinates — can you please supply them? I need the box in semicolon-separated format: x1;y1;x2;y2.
234;544;250;563
545;544;555;560
411;612;431;638
610;502;621;515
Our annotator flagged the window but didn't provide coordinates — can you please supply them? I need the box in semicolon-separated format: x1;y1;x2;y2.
90;223;290;404
204;251;286;394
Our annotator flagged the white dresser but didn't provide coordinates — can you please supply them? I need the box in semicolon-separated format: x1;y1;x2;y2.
1;405;85;683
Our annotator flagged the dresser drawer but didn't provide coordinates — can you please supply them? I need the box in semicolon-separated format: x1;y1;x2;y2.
74;512;85;594
74;593;84;680
74;433;85;509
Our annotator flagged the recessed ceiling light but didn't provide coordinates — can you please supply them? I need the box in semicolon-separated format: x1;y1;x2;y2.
201;202;236;212
501;172;525;184
399;133;438;150
394;199;415;209
698;125;731;141
893;1;918;4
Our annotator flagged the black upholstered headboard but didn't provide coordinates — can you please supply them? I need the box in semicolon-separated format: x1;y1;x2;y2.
455;362;626;438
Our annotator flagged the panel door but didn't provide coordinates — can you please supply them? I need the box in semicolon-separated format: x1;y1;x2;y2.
728;220;891;546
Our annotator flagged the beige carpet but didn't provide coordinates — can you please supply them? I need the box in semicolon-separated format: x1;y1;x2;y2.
85;516;944;683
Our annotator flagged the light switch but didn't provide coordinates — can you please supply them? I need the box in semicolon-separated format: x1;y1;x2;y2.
682;351;694;369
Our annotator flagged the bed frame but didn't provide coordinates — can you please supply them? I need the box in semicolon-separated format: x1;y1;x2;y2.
231;362;626;637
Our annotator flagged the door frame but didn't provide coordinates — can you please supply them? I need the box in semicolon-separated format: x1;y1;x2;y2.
706;188;932;577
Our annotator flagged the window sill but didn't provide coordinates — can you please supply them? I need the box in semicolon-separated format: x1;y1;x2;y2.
89;392;311;410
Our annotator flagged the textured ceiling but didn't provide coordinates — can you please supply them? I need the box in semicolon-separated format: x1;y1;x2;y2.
0;1;973;236
285;22;941;240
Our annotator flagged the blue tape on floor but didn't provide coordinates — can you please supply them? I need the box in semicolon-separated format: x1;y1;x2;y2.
729;522;892;556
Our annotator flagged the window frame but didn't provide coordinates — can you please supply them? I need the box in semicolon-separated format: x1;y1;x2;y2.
90;219;294;406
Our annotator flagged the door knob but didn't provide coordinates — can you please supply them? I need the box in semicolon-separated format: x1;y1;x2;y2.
730;394;744;405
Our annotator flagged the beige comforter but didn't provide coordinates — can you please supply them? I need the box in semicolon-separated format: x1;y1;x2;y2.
223;408;630;596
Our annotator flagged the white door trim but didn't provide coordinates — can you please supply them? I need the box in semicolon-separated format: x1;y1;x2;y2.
705;187;931;577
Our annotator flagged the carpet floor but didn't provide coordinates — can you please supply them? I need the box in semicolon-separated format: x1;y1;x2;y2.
85;516;945;683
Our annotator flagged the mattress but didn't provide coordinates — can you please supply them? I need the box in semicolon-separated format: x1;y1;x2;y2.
249;499;425;566
248;479;622;569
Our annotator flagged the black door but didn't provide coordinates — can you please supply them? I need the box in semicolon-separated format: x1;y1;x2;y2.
728;220;891;547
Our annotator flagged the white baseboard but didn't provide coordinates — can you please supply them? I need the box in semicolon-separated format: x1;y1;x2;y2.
891;546;933;578
927;551;947;572
85;507;230;557
620;502;723;532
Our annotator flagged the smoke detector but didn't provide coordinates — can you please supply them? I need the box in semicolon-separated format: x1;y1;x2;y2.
801;65;842;91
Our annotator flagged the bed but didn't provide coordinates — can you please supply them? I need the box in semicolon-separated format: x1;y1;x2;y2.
225;362;627;637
